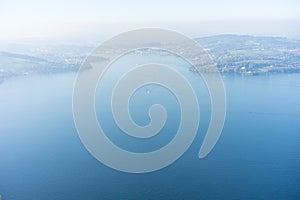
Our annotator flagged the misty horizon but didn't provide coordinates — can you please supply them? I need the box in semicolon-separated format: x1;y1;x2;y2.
1;0;300;40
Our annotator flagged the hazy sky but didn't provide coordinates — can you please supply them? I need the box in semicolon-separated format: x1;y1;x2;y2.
0;0;299;39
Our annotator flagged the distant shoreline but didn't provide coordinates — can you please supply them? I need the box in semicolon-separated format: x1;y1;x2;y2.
1;34;299;84
1;69;300;86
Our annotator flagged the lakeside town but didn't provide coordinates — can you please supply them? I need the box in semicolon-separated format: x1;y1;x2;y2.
0;34;300;83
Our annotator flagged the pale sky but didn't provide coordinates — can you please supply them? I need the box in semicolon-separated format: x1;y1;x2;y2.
0;0;299;39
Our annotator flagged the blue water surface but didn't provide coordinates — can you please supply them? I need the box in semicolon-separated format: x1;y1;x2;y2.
0;66;299;199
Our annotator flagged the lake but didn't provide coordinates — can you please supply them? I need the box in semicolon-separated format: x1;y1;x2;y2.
0;68;299;199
